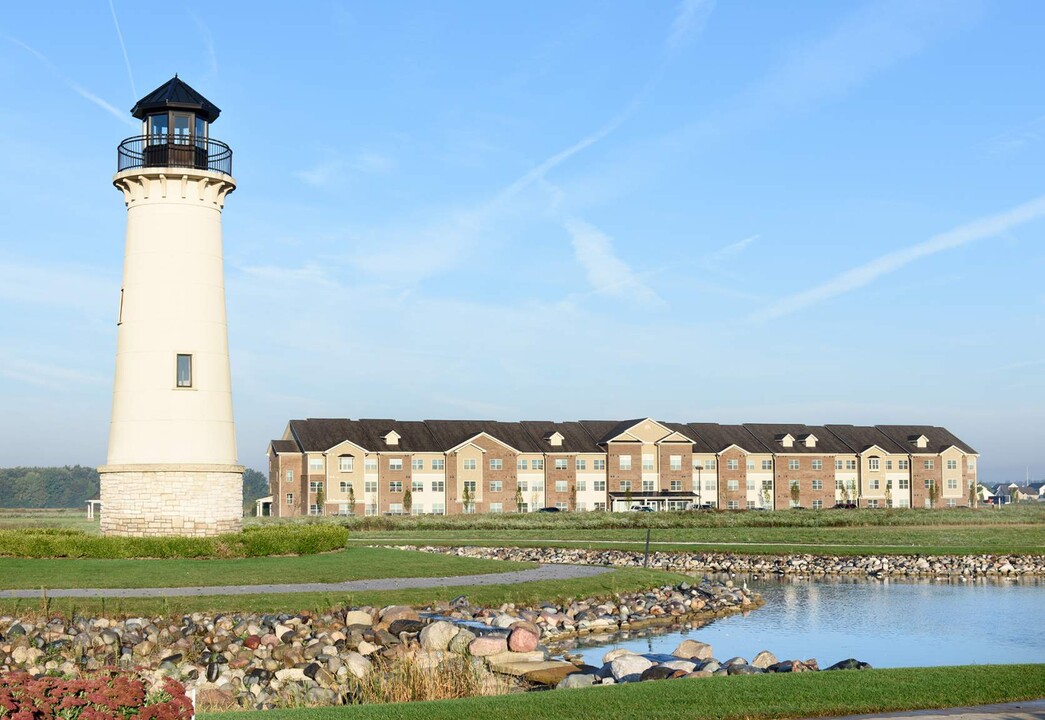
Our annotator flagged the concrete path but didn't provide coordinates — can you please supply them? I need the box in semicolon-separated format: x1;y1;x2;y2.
809;699;1045;720
0;563;611;599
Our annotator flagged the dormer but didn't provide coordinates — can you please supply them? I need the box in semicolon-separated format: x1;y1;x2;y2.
908;434;929;449
800;433;818;448
545;431;565;447
383;430;401;447
776;433;795;448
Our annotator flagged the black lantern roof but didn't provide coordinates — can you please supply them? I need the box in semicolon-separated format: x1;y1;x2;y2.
130;75;221;123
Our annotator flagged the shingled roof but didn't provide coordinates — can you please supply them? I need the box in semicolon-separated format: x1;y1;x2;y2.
686;423;768;453
519;421;604;453
875;425;978;454
743;423;852;454
131;76;221;122
824;425;907;454
269;439;300;454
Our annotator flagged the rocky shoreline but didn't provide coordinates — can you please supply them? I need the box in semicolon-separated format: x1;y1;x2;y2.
0;579;758;710
397;545;1045;577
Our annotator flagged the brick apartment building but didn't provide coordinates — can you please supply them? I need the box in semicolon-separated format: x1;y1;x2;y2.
266;418;978;517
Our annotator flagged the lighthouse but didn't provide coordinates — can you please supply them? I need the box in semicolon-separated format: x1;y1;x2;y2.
99;77;242;536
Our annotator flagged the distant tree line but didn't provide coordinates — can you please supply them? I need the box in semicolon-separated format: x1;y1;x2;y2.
0;466;269;511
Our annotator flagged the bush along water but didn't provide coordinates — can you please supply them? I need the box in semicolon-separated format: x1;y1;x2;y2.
0;580;757;710
0;524;346;560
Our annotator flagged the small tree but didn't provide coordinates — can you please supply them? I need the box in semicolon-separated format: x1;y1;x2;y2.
347;485;356;515
462;485;473;514
968;480;977;508
569;483;577;512
514;487;524;512
884;479;893;508
1010;486;1020;506
928;480;940;508
789;480;801;508
315;485;325;515
403;488;413;515
624;487;633;509
760;484;772;509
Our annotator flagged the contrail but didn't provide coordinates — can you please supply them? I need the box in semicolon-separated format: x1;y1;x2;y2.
108;0;137;100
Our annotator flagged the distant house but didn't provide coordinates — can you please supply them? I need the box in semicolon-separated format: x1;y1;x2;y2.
975;484;996;503
993;482;1044;503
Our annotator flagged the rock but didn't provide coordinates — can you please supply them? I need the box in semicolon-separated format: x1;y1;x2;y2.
243;635;261;650
684;670;714;679
419;621;458;652
660;660;697;673
523;663;580;686
727;663;761;675
195;688;236;709
468;637;507;657
752;650;778;669
557;672;597;689
388;619;425;636
343;651;372;680
274;668;307;682
381;606;419;624
639;665;677;681
485;650;547;673
602;648;636;664
672;639;712;660
610;654;654;682
344;611;374;627
357;641;379;656
825;658;872;671
448;629;476;655
507;626;539;653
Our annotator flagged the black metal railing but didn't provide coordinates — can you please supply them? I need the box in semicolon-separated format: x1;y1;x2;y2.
117;135;233;176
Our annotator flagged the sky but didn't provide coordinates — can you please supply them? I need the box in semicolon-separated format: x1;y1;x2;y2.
0;1;1043;482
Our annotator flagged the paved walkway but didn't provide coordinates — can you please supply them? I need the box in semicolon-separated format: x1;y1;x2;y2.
810;699;1045;720
0;563;611;599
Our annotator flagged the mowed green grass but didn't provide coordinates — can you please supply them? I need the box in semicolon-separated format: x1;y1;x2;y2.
202;664;1045;720
346;523;1045;555
0;509;98;533
0;547;532;590
0;567;685;617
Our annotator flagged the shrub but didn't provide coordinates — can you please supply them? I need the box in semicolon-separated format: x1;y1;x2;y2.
0;672;192;720
352;654;514;705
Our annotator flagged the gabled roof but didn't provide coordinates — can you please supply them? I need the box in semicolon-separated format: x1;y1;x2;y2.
131;76;221;122
269;439;300;454
824;425;908;454
875;425;978;454
422;420;541;453
685;423;768;453
578;419;648;444
662;422;717;453
743;424;852;454
519;421;603;453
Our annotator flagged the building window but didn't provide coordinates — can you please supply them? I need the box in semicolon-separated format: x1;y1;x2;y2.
576;458;587;470
389;503;403;515
489;480;503;493
431;479;444;492
286;493;294;505
532;459;544;470
490;458;503;470
746;500;755;509
642;455;655;471
761;459;772;471
869;478;880;490
517;459;528;470
812;479;823;490
364;458;378;472
554;459;568;470
309;480;323;493
339;503;350;515
489;502;503;513
389;481;402;493
176;353;192;388
412;458;424;471
670;480;682;492
869;457;880;471
788;459;800;471
463;480;477;493
705;459;716;470
846;460;857;470
594;501;606;511
364;480;377;493
836;478;844;490
389;458;403;471
556;501;569;510
885;460;893;470
463;458;477;471
946;459;957;470
812;500;823;510
762;479;773;490
835;459;843;470
812;459;823;471
727;500;739;510
518;479;529;492
727;479;739;491
339;456;354;472
946;499;957;507
432;458;445;471
898;478;910;490
620;480;632;492
309;504;321;516
576;479;587;491
867;499;878;509
593;479;606;492
924;459;935;469
618;455;632;470
704;479;715;491
642;479;655;492
365;503;378;516
669;455;682;471
897;499;910;508
593;459;606;470
898;459;909;470
924;478;933;489
747;460;755;471
285;470;294;483
339;481;351;493
411;504;423;515
727;459;739;470
555;480;568;493
947;478;958;490
309;457;324;473
411;480;424;493
431;503;445;515
967;458;975;470
747;478;756;491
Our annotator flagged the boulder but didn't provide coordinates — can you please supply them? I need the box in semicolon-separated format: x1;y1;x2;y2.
752;650;778;669
602;648;636;664
448;629;477;654
419;621;458;652
507;626;539;653
660;660;697;673
523;662;580;686
639;665;677;681
610;654;654;682
380;606;419;624
344;611;374;627
727;663;761;675
388;619;425;636
557;672;597;689
468;637;507;657
825;658;871;671
672;639;712;660
343;651;372;680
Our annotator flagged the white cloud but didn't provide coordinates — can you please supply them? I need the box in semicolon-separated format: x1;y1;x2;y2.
984;114;1045;158
108;0;137;100
712;233;758;260
565;218;660;305
294;150;396;187
667;0;715;52
751;193;1045;322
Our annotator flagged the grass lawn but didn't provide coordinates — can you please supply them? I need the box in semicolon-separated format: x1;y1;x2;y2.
0;547;532;590
0;567;685;617
345;523;1045;555
201;664;1045;720
0;509;98;533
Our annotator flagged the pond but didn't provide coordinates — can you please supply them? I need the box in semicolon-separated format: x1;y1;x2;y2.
566;576;1045;668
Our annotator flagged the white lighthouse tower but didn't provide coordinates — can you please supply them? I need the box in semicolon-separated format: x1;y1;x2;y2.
99;77;242;536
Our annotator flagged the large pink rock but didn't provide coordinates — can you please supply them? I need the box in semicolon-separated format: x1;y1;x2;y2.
508;626;539;653
468;636;508;657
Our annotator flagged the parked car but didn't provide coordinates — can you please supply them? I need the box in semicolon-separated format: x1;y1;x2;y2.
631;505;654;512
537;506;561;513
831;502;858;509
687;502;715;511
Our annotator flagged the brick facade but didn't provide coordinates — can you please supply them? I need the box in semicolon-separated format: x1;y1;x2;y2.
718;448;747;509
774;455;835;509
659;444;692;493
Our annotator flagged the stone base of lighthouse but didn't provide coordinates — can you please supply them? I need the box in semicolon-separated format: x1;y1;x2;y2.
99;464;243;537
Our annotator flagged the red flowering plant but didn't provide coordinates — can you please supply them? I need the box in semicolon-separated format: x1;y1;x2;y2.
0;673;191;720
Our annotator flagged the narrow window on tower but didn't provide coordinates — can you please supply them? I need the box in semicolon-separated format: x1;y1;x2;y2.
176;354;193;388
117;289;125;326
